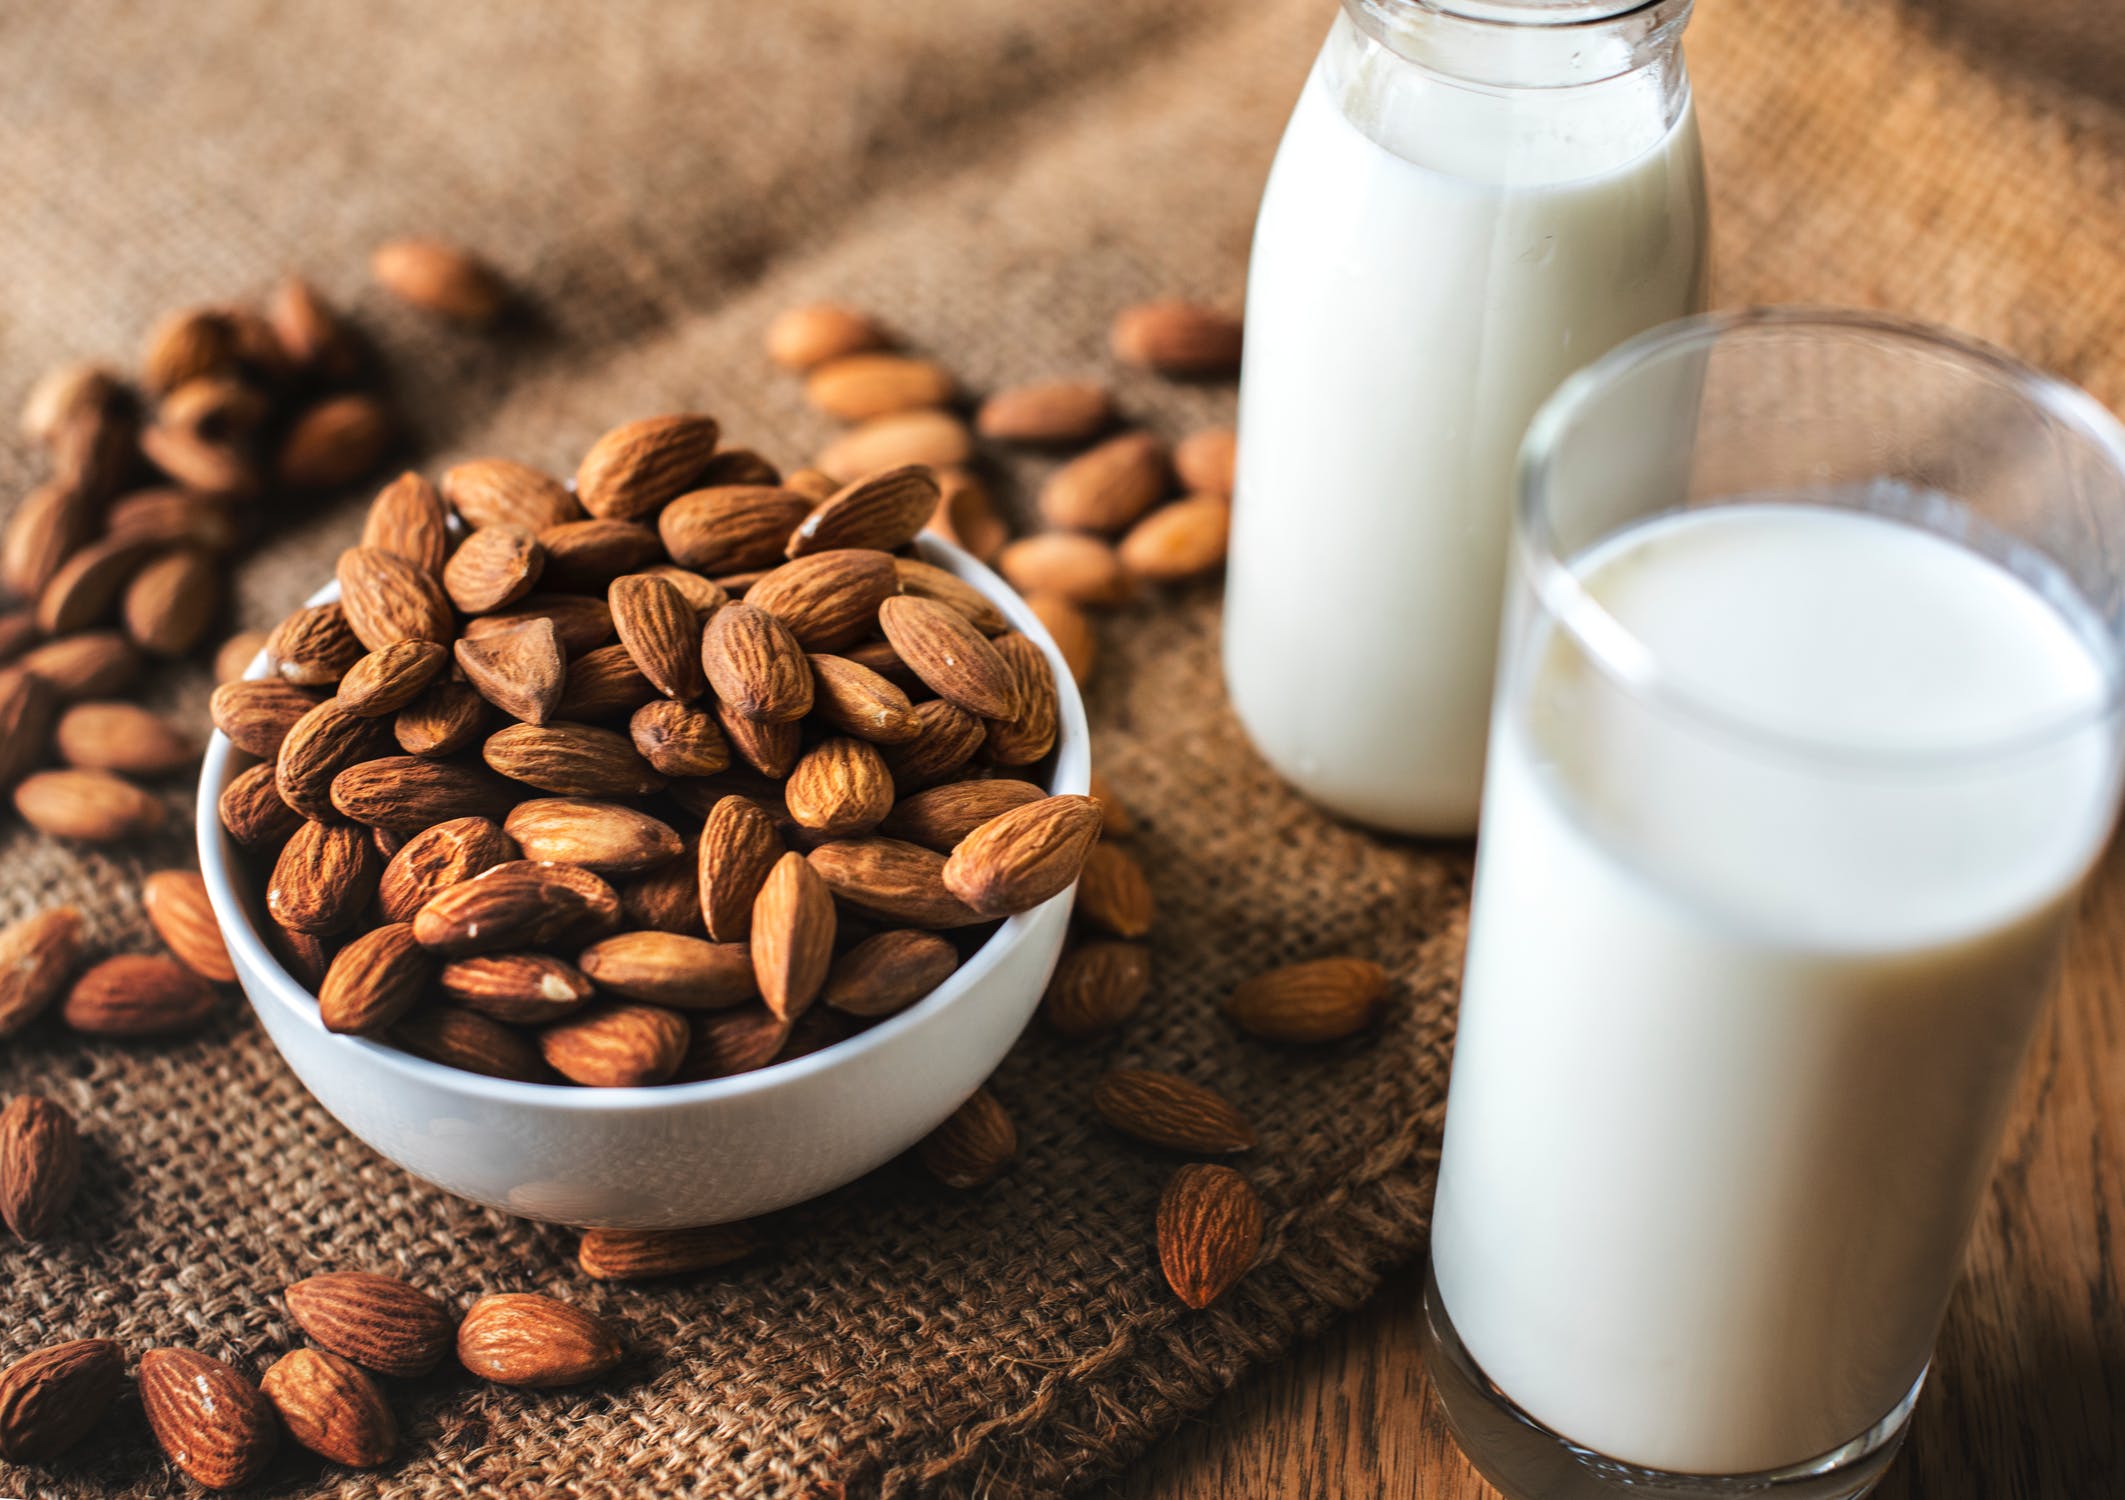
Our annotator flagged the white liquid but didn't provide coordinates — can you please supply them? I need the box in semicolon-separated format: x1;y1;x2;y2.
1225;28;1709;835
1432;503;2119;1474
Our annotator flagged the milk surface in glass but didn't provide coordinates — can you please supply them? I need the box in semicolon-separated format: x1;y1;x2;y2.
1430;499;2120;1474
1225;8;1708;835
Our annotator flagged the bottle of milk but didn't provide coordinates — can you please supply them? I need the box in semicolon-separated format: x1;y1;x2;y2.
1224;0;1708;835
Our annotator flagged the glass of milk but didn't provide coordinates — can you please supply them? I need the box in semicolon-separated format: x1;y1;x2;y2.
1421;309;2125;1499
1225;0;1708;836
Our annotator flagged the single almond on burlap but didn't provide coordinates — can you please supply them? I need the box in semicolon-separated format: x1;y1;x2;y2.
941;794;1101;916
267;602;365;686
35;535;155;635
219;761;303;851
576;414;721;520
620;855;706;938
463;593;613;655
892;557;1008;635
392;1005;547;1081
823;930;959;1018
1111;301;1244;376
440;952;594;1024
143;869;237;982
982;632;1059;766
270;276;365;381
361;471;452;575
880;699;988;793
1159;1163;1264;1309
318;924;432;1034
1038;430;1170;534
629;698;731;777
1075;842;1155;938
554;641;657;721
807;652;920;744
702;601;814;722
275;698;394;820
536;518;663;594
744;548;899;653
278;394;395;489
786;737;894;839
285;1269;457;1377
54;700;197;776
807;837;986;929
63;954;217;1037
577;931;756;1010
676;1005;791;1080
395;679;490;757
441;458;581;531
999;533;1135;607
269;820;381;935
1094;1069;1255;1153
766;303;886;370
878;777;1045;852
657;485;812;574
0;1096;80;1240
505;798;682;876
17;631;143;700
609;573;702;700
578;1221;760;1281
1028;592;1096;686
1119;494;1231;581
335;639;449;717
699;795;783;942
443;522;544;614
816;409;973;484
925;467;1008;563
0;672;57;796
457;1293;624;1387
751;850;835;1021
14;768;166;842
879;595;1016;719
0;907;82;1040
0;1339;125;1464
455;615;566;726
540;1002;689;1087
122;547;219;656
716;700;802;777
804;353;954;422
139;1349;278;1491
1224;957;1389;1043
335;545;452;651
1;482;96;602
210;676;322;756
377;815;517;923
976;379;1115;445
261;1348;395;1469
371;237;508;324
787;465;938;557
1042;940;1152;1039
485;721;667;797
918;1087;1015;1189
105;488;243;553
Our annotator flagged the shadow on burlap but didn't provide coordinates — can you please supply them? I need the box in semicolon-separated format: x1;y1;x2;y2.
3;1;2124;1494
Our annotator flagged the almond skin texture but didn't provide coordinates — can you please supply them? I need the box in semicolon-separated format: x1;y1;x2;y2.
505;798;683;876
891;557;1008;635
336;639;450;717
218;761;304;852
336;544;452;650
751;851;835;1021
823;929;959;1018
576;414;721;521
1075;842;1156;938
576;931;756;1010
541;1002;689;1086
330;755;517;833
702;602;814;722
919;1087;1016;1188
878;778;1045;852
268;819;380;935
362;471;452;575
578;1222;760;1281
1111;301;1244;376
444;522;544;614
999;533;1135;607
441;952;595;1024
816;409;973;484
0;906;83;1040
0;1095;81;1240
880;700;988;794
699;795;784;942
413;861;621;957
123;546;220;656
1089;769;1136;837
807;653;921;744
455;616;566;726
677;1005;793;1080
924;467;1008;562
941;794;1103;916
1159;1164;1265;1309
396;679;490;757
807;837;987;930
981;632;1059;766
1224;957;1390;1043
878;595;1017;719
657;485;813;574
554;642;658;722
537;518;663;594
785;737;894;839
716;701;802;778
804;353;954;422
371;238;508;324
1174;426;1237;495
486;721;667;797
318;924;432;1035
376;816;517;924
1094;1069;1256;1153
214;629;270;684
143;868;237;982
787;465;938;556
284;1271;457;1377
745;549;900;653
766;303;887;370
629;698;731;777
14;768;167;842
1038;430;1170;534
275;698;394;821
457;1293;624;1387
261;1348;396;1468
392;1005;547;1081
268;601;366;686
0;1339;126;1463
283;402;392;492
17;631;143;700
1119;494;1231;581
1042;940;1152;1039
441;458;581;531
210;677;322;757
609;573;703;700
976;379;1115;445
138;1348;278;1491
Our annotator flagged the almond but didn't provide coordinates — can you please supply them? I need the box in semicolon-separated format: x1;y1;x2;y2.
918;1087;1015;1188
269;820;381;935
395;679;490;756
807;837;986;929
278;394;395;489
54;700;198;776
576;413;721;521
637;562;728;616
35;535;154;635
553;641;657;721
1093;1069;1254;1153
0;907;82;1040
413;860;622;957
999;532;1134;607
1026;592;1097;685
787;465;938;556
878;595;1016;719
744;548;899;653
284;1270;458;1377
750;850;835;1021
17;631;143;700
892;557;1008;635
210;676;323;756
362;471;452;575
141;307;239;393
440;458;581;531
2;482;96;601
976;379;1115;445
816;409;973;484
456;1293;624;1387
14;767;167;842
941;794;1101;916
1038;430;1170;534
218;761;304;851
158;376;266;448
214;628;270;683
1111;301;1244;376
275;697;394;820
266;924;332;991
1089;769;1135;837
1174;426;1237;495
139;1349;278;1490
440;952;595;1024
335;544;452;651
485;721;667;797
105;488;244;553
785;737;894;839
454;616;566;726
1042;940;1151;1039
578;1222;760;1281
766;303;887;370
335;639;450;717
0;671;57;796
22;362;125;444
576;931;756;1010
1119;494;1230;581
392;1005;547;1080
0;1096;80;1240
540;1001;688;1086
269;277;366;382
261;1348;395;1468
267;602;366;686
657;485;813;574
804;354;954;422
619;855;707;939
444;522;544;613
609;573;702;700
143;869;237;982
0;1339;125;1464
1076;842;1155;938
925;467;1008;563
1224;957;1389;1043
122;547;220;656
677;1005;792;1080
504;798;682;875
698;449;782;487
377;815;517;923
807;652;920;744
701;601;813;722
981;632;1059;766
536;517;663;594
1158;1164;1264;1309
629;698;731;777
318;923;432;1034
822;929;958;1018
715;700;802;777
371;237;509;324
63;953;218;1037
143;419;258;496
699;795;783;942
0;608;36;664
782;467;839;504
877;778;1045;852
880;699;988;793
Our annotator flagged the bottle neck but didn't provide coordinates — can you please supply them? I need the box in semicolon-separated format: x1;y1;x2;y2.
1344;0;1692;89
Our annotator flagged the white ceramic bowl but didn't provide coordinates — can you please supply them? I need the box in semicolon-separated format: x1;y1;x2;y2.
196;535;1088;1229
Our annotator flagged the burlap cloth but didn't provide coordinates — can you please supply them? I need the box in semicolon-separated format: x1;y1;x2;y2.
3;2;2122;1495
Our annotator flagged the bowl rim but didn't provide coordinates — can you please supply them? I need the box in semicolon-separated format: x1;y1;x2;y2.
195;531;1092;1115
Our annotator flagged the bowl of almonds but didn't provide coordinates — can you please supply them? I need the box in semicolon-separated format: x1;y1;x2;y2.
194;415;1092;1228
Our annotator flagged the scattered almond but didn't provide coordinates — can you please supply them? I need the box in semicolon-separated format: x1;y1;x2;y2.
918;1087;1016;1188
816;409;973;483
999;532;1134;607
142;869;237;982
976;379;1114;445
1119;494;1231;581
371;238;509;325
1042;941;1152;1039
579;1222;761;1281
456;1293;624;1388
0;1096;81;1240
262;1348;396;1469
13;767;167;842
1158;1164;1264;1309
1174;426;1237;494
139;1349;278;1491
1111;300;1244;377
1224;957;1389;1043
804;353;954;422
1093;1068;1255;1153
284;1270;457;1376
0;907;83;1040
0;1339;126;1464
765;304;887;371
1038;430;1169;534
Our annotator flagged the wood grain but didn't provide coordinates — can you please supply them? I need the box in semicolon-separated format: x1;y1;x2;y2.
1122;841;2125;1499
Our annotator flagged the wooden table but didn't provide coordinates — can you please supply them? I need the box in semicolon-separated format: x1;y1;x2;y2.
1121;842;2125;1498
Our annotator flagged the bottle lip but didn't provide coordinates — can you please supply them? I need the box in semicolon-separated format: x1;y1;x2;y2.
1362;0;1689;29
1345;0;1694;88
